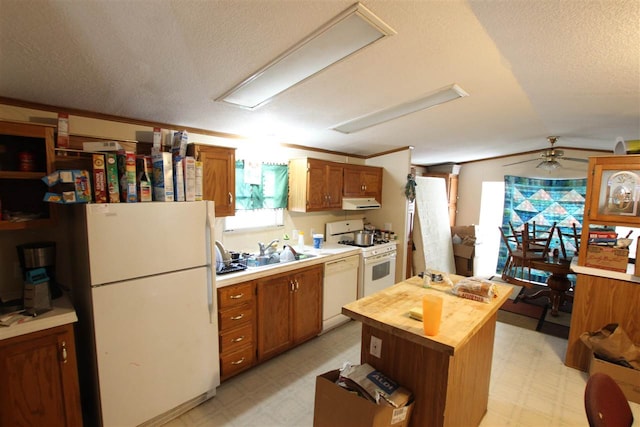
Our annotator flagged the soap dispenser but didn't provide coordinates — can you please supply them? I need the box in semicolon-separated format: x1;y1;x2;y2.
297;231;305;252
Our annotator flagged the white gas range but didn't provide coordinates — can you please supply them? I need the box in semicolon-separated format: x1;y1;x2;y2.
325;219;397;298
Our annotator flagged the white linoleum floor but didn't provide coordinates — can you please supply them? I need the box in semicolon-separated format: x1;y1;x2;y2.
165;319;639;427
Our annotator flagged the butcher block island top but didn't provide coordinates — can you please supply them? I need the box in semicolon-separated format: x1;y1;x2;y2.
342;274;511;427
342;275;511;355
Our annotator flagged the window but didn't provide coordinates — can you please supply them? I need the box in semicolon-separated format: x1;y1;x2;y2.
224;160;288;231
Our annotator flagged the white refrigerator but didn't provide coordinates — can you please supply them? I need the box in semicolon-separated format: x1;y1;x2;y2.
70;201;220;426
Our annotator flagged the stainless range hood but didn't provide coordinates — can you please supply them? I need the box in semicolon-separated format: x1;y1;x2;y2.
342;197;381;210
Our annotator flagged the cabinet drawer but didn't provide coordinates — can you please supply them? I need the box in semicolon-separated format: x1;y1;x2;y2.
219;323;254;355
220;346;255;379
219;304;254;331
218;282;255;309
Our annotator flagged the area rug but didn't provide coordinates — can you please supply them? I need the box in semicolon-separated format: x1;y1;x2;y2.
490;277;571;339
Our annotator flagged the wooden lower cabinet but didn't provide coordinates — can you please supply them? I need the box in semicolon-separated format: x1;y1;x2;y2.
565;273;640;371
217;281;256;381
256;264;323;362
0;323;82;427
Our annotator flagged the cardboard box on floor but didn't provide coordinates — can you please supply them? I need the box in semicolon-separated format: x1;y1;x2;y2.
451;225;476;277
589;353;640;404
313;370;414;427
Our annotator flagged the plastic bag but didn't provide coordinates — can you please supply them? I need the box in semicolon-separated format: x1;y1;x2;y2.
451;277;497;303
580;323;640;370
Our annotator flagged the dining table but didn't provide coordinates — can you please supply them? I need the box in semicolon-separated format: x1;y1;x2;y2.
519;255;574;316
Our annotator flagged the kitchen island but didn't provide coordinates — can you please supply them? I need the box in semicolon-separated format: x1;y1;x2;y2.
342;275;511;427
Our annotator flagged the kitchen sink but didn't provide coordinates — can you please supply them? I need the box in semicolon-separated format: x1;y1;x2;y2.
246;252;316;268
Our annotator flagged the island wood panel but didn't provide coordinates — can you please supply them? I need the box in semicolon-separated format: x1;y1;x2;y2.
343;275;510;427
565;273;640;371
361;317;496;427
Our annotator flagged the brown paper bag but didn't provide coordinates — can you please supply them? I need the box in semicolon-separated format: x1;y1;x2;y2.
580;323;640;370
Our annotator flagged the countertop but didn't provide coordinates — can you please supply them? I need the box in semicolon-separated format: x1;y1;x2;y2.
342;275;512;356
570;257;640;284
215;243;362;287
0;294;78;341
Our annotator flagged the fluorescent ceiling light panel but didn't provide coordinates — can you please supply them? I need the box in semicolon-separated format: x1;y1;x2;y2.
333;84;469;134
217;3;395;109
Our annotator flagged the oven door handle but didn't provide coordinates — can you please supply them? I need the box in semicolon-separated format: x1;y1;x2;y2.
363;252;396;265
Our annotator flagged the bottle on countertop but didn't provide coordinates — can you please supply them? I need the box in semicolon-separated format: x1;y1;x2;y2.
298;231;305;252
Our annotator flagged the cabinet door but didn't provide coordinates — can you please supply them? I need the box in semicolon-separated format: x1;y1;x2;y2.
257;273;293;361
361;167;382;199
306;160;328;210
190;145;236;217
343;165;382;200
292;265;323;343
0;121;56;230
0;324;82;427
343;166;364;196
325;163;343;209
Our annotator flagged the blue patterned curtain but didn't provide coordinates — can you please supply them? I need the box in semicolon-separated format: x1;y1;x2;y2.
496;175;587;284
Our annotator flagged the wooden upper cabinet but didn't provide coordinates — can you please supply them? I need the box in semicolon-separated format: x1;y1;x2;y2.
187;144;236;217
289;158;343;212
0;120;57;230
343;164;383;200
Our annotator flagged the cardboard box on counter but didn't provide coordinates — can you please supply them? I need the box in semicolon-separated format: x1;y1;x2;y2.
313;370;413;427
584;245;628;272
92;154;107;203
589;353;640;404
152;151;174;202
42;170;92;204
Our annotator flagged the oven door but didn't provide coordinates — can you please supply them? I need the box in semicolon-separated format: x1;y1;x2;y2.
362;251;397;297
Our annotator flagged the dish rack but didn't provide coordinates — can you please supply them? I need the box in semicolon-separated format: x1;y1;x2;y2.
216;256;249;275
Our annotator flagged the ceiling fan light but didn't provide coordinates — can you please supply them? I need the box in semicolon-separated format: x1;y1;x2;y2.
537;159;560;170
216;3;395;109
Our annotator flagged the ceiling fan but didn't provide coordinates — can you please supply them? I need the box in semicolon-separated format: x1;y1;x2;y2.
504;136;589;170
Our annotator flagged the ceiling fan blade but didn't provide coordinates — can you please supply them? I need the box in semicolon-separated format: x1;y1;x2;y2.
503;158;540;166
562;157;589;163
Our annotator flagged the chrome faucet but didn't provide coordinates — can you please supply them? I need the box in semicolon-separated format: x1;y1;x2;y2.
258;239;280;256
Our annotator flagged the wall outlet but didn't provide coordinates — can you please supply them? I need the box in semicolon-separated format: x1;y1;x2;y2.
369;336;382;358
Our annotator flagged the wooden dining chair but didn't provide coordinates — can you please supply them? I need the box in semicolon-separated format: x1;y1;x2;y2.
523;222;556;258
499;226;541;287
572;223;582;252
584;372;634;427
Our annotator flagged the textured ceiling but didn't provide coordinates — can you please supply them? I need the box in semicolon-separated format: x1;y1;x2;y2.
0;0;638;165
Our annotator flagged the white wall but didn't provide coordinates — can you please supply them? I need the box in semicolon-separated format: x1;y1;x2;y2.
365;149;412;281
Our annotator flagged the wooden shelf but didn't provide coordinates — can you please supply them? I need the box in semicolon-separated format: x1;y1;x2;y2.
0;170;47;179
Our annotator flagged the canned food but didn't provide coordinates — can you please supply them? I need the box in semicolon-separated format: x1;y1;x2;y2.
18;151;34;171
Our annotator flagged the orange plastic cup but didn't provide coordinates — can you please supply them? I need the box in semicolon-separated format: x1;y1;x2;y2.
422;294;443;336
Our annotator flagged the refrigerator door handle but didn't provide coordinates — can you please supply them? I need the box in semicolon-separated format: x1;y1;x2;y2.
206;200;216;324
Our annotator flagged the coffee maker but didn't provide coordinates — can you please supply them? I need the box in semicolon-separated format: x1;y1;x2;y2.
16;241;62;300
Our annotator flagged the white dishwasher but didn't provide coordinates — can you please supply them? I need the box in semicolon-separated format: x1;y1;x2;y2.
323;254;360;332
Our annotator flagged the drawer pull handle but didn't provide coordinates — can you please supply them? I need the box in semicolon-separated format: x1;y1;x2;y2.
230;314;245;320
229;293;244;299
231;335;245;343
61;341;68;364
231;357;245;365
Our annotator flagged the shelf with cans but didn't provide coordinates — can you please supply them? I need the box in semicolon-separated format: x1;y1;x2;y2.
0;120;56;230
